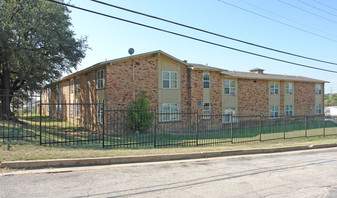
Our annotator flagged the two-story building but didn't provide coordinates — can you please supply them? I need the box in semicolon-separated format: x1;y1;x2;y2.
42;50;326;125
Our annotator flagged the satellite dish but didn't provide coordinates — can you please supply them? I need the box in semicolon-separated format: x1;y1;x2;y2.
128;48;134;56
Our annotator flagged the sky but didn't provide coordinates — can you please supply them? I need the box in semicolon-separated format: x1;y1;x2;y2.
65;0;337;93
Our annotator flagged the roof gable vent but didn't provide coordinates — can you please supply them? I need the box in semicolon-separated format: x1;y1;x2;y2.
250;68;264;74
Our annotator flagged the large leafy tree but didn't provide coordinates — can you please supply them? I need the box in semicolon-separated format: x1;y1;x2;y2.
0;0;87;115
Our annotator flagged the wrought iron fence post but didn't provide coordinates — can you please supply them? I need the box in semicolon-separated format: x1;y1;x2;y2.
196;110;199;146
323;115;326;137
154;107;157;148
305;115;307;138
230;112;233;144
283;115;286;140
102;101;105;148
259;115;262;142
39;91;42;145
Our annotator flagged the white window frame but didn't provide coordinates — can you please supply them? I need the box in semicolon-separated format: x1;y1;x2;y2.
203;102;211;119
285;82;293;95
58;83;62;95
203;73;210;89
76;102;81;119
224;80;236;95
69;101;74;117
75;77;80;93
97;70;104;89
316;104;322;114
223;108;236;123
270;82;279;95
162;71;178;89
270;105;279;118
315;84;322;95
285;105;293;116
161;103;178;122
70;80;74;94
97;101;104;124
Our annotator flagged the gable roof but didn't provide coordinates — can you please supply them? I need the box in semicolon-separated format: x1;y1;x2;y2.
188;63;224;71
62;50;188;81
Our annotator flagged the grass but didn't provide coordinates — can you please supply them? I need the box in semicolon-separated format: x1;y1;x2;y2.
0;115;337;162
1;135;337;162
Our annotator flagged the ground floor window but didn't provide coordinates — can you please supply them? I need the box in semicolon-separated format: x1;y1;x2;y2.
203;102;211;119
270;105;279;118
70;101;74;117
161;103;178;121
76;102;81;118
97;102;104;124
224;108;236;123
316;104;322;114
285;105;293;116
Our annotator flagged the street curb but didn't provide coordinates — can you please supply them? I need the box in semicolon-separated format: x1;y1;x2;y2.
1;143;337;169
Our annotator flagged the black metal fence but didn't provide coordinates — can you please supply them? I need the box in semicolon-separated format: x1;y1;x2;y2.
1;91;337;148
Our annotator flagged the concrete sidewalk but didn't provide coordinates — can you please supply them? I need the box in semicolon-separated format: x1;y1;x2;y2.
1;143;337;169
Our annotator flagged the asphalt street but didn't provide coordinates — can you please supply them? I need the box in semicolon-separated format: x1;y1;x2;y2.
1;148;337;198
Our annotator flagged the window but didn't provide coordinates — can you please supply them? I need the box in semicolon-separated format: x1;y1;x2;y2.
75;78;80;93
162;71;177;89
285;82;293;95
316;104;322;114
225;80;236;95
270;105;279;118
161;103;178;121
97;101;104;124
224;108;236;123
285;105;293;116
58;83;62;95
70;80;74;94
203;73;210;89
270;82;279;95
70;101;74;117
97;70;104;89
76;102;81;118
315;84;322;95
203;102;211;119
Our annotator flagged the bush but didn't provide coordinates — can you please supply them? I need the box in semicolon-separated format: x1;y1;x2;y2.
128;91;154;133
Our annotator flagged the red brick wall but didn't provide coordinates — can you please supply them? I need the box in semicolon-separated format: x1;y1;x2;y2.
294;82;315;115
238;79;269;116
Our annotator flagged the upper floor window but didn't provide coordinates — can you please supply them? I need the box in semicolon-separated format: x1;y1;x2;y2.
224;108;236;123
203;102;211;119
315;84;322;95
75;77;80;93
203;73;210;89
316;104;322;114
162;71;177;89
270;105;279;118
285;82;293;95
70;80;74;94
97;70;104;89
285;105;293;116
161;103;178;121
270;82;279;95
225;80;236;95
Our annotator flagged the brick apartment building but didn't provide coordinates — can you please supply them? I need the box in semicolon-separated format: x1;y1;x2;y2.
42;50;325;125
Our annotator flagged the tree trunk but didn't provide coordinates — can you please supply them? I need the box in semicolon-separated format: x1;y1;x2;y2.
0;66;13;118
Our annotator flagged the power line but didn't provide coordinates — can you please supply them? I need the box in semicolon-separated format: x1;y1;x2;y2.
278;0;337;24
297;0;337;18
217;0;337;43
46;0;337;74
91;0;337;66
312;0;337;12
238;0;337;39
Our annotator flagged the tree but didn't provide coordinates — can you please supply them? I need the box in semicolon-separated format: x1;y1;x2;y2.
128;91;154;133
0;0;88;116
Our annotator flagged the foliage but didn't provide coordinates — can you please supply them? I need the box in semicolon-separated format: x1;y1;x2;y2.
128;91;154;133
0;0;88;114
324;93;337;106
